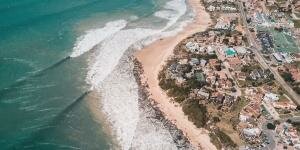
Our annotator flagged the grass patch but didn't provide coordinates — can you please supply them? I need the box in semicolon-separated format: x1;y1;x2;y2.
209;133;222;150
231;96;248;113
216;130;237;148
210;130;237;149
182;99;208;128
294;20;300;28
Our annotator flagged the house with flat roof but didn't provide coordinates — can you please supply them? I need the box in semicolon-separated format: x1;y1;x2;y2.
263;92;279;102
243;128;262;139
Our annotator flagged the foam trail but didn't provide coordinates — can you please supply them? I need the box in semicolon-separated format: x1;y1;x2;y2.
86;28;158;88
87;0;188;87
155;0;187;30
99;55;185;150
85;0;191;149
70;20;127;58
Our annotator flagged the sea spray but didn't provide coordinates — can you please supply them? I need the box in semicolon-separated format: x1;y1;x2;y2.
96;48;191;149
0;0;165;149
132;58;193;149
86;28;157;89
70;20;127;58
81;0;196;149
155;0;187;29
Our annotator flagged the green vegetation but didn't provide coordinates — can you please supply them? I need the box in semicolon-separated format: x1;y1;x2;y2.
159;30;244;149
209;133;222;150
241;64;260;73
281;71;295;83
167;86;190;103
191;53;218;61
159;67;209;126
216;130;237;148
245;77;274;87
257;26;300;53
210;130;237;149
182;99;208;128
231;96;248;113
291;122;300;132
212;116;221;123
269;28;300;53
158;68;187;103
241;65;274;87
279;66;300;94
266;123;276;130
158;62;206;103
293;85;300;95
186;76;206;89
293;20;300;28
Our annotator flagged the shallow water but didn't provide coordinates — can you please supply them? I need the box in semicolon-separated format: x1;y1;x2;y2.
0;0;191;149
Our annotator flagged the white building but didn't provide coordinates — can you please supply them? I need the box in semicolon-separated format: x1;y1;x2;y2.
263;93;280;102
186;42;200;53
243;128;261;138
273;52;283;62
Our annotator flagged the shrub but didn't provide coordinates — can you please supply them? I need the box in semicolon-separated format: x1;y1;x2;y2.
293;86;300;94
209;133;222;150
266;123;276;130
215;130;237;148
212;116;220;123
241;65;260;73
281;72;294;83
167;86;190;103
182;99;208;128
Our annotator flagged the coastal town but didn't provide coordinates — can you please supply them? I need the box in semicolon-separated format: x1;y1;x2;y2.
157;0;300;149
5;0;300;149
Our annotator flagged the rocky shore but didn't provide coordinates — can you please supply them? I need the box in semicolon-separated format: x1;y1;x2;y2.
132;58;192;149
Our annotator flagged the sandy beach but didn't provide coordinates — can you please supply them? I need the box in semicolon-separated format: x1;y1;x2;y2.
135;0;216;149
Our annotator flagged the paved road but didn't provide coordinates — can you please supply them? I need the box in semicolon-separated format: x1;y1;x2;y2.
261;121;277;150
237;2;300;105
262;101;280;120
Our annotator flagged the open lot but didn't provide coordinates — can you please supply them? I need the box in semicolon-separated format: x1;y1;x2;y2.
270;29;300;53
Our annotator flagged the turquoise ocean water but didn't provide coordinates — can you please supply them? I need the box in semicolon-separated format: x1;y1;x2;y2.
0;0;162;149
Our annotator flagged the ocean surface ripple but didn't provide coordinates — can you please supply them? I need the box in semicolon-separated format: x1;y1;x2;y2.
70;0;193;149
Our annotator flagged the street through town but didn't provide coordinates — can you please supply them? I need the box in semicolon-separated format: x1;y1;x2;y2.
238;1;300;105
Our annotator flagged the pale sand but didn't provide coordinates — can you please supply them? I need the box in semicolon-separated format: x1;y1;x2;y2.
135;0;216;149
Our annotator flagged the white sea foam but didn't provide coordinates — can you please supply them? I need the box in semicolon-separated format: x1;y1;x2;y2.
99;58;140;150
70;20;127;58
87;27;179;149
157;0;187;29
129;15;139;21
99;55;180;150
154;10;177;20
83;0;193;149
86;28;158;88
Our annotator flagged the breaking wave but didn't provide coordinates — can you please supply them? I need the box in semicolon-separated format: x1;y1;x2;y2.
70;0;194;149
70;20;127;58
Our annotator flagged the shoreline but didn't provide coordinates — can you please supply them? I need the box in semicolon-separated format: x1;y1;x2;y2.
134;0;216;149
132;58;192;149
85;91;121;149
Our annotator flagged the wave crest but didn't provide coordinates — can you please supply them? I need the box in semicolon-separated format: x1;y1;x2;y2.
70;20;127;58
